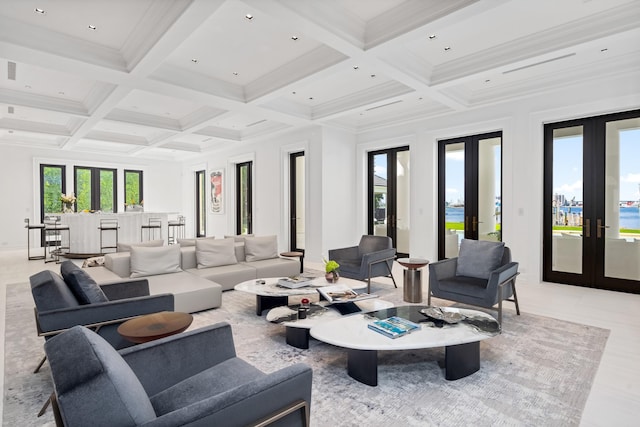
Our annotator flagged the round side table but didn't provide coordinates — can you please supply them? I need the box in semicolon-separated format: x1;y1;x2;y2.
397;258;429;303
280;251;304;273
117;311;193;343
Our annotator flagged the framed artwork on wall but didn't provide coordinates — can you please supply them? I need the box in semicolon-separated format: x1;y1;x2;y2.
210;169;224;214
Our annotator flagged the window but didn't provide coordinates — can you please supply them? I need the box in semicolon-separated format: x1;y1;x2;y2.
40;164;66;218
236;161;253;235
195;170;206;237
74;166;117;212
124;169;143;209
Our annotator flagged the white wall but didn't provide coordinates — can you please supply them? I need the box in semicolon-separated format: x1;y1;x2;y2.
0;145;183;250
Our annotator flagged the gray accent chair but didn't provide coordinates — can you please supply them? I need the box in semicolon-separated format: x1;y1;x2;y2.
328;235;397;293
45;323;313;427
428;239;520;324
30;261;174;373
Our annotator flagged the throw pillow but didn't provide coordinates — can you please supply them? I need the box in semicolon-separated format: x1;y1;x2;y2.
455;239;505;280
60;260;109;304
117;239;164;253
224;234;254;242
130;245;181;278
196;238;237;268
244;235;278;262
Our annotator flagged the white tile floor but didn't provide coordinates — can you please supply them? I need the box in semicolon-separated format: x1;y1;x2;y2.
1;251;639;426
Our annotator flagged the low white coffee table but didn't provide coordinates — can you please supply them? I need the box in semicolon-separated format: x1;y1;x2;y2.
310;305;500;386
270;299;394;349
235;276;367;315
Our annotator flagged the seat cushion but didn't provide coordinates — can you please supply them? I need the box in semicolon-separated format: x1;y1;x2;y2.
196;237;237;268
150;357;265;416
456;239;505;279
60;261;108;304
130;245;182;278
45;326;156;427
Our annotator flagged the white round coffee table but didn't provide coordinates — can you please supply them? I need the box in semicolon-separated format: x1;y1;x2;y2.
310;305;500;386
234;276;366;315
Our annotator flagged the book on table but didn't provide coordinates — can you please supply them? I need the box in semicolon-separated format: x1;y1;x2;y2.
367;316;421;339
277;276;313;289
317;283;378;304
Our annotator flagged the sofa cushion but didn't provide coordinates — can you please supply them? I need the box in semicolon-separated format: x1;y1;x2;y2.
131;245;182;278
30;270;80;311
178;236;216;247
150;357;264;416
244;235;278;262
45;326;156;427
196;238;237;268
117;239;163;253
60;261;108;304
456;239;505;280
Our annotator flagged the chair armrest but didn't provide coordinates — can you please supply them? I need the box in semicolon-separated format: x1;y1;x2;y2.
36;294;174;334
361;248;396;266
121;323;237;396
486;262;519;294
428;258;458;280
100;279;150;300
328;246;359;261
144;363;313;427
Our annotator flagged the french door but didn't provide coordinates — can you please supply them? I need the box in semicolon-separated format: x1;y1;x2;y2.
367;146;410;257
289;152;305;252
438;132;502;259
543;109;640;293
195;170;206;237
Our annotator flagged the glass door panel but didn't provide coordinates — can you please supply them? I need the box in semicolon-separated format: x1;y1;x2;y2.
551;126;584;274
395;150;410;254
604;117;640;281
290;152;305;251
477;136;501;242
444;143;465;258
372;153;388;238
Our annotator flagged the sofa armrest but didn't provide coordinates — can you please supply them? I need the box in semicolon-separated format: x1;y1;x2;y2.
328;246;359;261
100;279;150;300
121;323;237;397
104;252;131;278
36;294;174;334
144;363;313;427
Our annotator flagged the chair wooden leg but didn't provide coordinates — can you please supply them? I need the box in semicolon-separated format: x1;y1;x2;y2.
498;299;503;325
37;393;53;417
385;260;397;288
511;281;521;315
34;354;47;373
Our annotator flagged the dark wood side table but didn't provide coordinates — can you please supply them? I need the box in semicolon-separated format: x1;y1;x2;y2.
280;251;304;273
117;311;193;344
397;258;429;303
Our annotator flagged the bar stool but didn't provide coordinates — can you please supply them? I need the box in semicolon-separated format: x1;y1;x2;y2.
168;215;186;245
98;219;119;254
24;218;46;260
44;216;70;264
141;217;162;242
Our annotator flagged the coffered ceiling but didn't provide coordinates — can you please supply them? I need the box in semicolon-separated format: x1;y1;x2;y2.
1;0;639;160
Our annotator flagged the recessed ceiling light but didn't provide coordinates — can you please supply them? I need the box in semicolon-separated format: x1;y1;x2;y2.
88;25;97;30
58;91;65;95
485;79;491;83
292;91;296;95
370;74;376;78
428;34;436;40
245;14;253;20
353;66;359;70
308;97;314;100
8;130;14;133
600;48;608;52
444;46;451;51
291;36;299;41
233;72;239;76
25;84;31;89
34;8;45;14
191;58;198;63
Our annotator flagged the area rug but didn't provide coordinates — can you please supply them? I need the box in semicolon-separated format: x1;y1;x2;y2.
3;280;609;427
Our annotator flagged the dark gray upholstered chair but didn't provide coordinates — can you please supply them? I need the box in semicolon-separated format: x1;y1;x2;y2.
45;323;313;427
328;235;397;293
30;261;174;373
428;239;520;324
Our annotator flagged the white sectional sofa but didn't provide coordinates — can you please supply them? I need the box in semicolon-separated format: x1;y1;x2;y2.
84;235;300;313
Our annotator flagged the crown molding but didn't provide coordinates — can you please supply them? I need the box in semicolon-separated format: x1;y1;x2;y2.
0;88;88;117
104;109;182;131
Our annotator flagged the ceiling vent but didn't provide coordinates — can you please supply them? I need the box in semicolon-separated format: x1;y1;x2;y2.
8;106;14;114
503;53;576;74
365;100;403;112
7;61;16;80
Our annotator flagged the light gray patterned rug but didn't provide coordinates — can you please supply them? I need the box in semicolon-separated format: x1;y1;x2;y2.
4;279;609;427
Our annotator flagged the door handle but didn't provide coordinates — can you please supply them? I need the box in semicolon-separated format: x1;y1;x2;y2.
472;216;478;232
596;218;610;238
584;218;590;238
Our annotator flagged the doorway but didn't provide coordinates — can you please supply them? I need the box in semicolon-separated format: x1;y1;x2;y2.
289;152;305;252
368;146;410;257
543;109;640;293
438;132;502;259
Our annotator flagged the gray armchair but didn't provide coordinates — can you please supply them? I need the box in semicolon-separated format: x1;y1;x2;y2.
30;261;174;372
428;239;520;324
45;323;313;427
328;235;397;293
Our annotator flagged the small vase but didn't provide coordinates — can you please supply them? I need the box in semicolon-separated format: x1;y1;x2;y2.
325;271;339;283
63;202;74;213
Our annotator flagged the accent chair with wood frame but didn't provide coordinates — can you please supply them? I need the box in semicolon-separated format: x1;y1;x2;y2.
428;239;520;324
